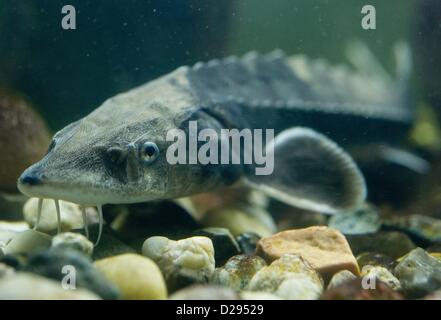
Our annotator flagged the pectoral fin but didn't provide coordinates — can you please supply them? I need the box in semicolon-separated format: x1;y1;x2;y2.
245;127;366;214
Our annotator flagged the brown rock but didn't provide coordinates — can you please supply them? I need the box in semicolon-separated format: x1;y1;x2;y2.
423;289;441;300
256;226;359;279
0;88;51;193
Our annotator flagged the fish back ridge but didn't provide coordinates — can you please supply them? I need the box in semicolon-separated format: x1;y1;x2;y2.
186;49;413;124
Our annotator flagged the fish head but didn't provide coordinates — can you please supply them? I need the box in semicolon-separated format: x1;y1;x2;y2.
17;103;237;205
16;109;177;205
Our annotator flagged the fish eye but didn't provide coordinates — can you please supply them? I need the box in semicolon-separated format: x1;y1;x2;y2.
141;142;159;164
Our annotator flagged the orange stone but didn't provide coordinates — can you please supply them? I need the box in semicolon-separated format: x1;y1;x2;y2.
256;226;359;279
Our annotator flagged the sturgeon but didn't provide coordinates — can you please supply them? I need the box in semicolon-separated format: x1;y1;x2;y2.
17;44;414;244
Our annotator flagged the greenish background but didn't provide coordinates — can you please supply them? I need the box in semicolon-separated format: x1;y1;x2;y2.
0;0;421;130
228;0;417;70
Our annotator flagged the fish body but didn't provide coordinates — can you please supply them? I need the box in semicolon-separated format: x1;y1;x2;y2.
17;46;413;218
186;51;412;143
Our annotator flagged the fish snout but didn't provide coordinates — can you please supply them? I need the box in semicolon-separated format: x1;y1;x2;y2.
19;174;41;186
17;165;47;195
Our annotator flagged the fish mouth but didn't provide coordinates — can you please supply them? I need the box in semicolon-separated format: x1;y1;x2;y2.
17;165;156;205
17;176;163;205
18;177;111;206
18;174;105;204
17;169;109;246
17;167;164;246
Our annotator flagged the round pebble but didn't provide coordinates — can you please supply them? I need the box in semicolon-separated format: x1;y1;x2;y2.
94;253;167;300
142;236;215;291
